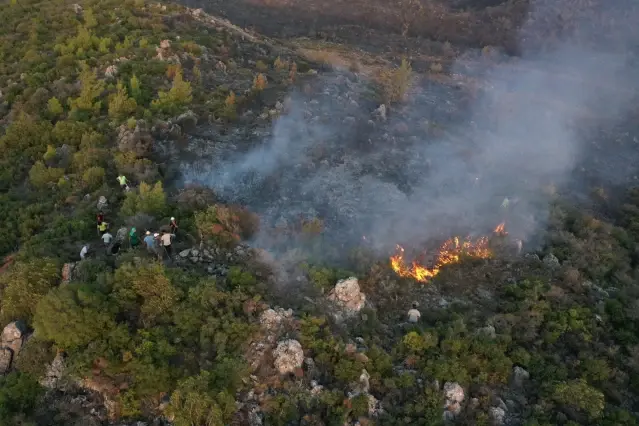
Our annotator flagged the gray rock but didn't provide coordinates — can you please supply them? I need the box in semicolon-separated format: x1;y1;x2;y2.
117;120;153;157
0;321;26;374
443;382;464;418
179;249;191;258
190;249;200;257
489;406;506;425
542;253;560;268
511;366;530;388
273;339;304;375
40;352;66;389
97;196;108;211
477;325;496;339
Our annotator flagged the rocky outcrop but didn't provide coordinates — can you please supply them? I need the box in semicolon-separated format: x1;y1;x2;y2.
117;120;153;157
489;406;506;425
260;308;293;332
272;339;304;375
0;321;27;374
443;382;464;421
327;277;366;315
82;376;122;420
543;253;560;268
97;195;108;211
40;352;67;389
511;366;530;388
62;262;78;283
104;65;118;79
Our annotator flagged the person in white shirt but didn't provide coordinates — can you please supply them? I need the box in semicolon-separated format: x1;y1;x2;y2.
160;232;175;257
80;244;89;260
407;302;421;323
101;231;113;246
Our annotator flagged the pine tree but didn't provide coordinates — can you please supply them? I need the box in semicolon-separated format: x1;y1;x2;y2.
68;63;105;118
108;81;137;120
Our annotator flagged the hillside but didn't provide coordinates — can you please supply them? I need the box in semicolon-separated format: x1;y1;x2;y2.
1;0;639;425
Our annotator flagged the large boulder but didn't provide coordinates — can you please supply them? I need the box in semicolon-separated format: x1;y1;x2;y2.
273;339;304;375
0;321;27;374
511;366;530;388
40;352;67;389
327;277;366;314
259;308;293;332
61;262;78;283
443;382;465;420
117;120;153;157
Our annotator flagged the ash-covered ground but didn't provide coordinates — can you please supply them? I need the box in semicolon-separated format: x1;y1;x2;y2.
179;46;639;261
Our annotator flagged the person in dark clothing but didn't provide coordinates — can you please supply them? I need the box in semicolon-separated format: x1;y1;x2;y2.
97;211;104;225
170;217;178;234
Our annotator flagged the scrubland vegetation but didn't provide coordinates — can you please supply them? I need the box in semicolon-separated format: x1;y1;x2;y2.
1;0;639;425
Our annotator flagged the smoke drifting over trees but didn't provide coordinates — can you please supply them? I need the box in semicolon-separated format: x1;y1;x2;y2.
183;0;639;257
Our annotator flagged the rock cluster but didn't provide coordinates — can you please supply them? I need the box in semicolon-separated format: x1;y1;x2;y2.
327;277;366;315
0;321;27;374
272;339;304;375
443;382;465;421
61;262;78;283
117;120;153;157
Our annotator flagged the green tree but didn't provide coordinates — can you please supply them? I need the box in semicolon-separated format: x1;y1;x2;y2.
108;81;137;120
28;161;65;189
0;258;59;325
552;379;605;419
130;74;142;101
47;97;64;116
82;166;105;189
83;8;97;28
33;285;116;350
68;63;105;118
151;68;192;115
0;372;43;426
167;370;237;426
121;181;167;217
113;263;178;327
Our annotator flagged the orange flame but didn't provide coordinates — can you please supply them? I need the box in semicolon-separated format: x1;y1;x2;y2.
494;222;507;235
390;224;506;282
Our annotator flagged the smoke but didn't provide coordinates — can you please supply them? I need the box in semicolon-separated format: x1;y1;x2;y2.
182;0;639;260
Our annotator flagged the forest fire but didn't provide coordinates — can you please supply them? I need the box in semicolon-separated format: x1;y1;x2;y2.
390;224;506;282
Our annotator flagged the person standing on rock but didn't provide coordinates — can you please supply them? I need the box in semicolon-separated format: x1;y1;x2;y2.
407;302;421;323
160;231;175;258
97;211;104;226
169;216;178;234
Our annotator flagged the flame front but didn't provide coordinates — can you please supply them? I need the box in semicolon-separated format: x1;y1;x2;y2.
494;222;507;235
390;224;505;282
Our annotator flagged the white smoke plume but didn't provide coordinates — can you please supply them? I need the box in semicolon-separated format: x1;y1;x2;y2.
182;0;639;259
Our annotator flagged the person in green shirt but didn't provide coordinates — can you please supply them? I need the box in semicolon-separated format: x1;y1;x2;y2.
117;175;128;190
129;227;139;248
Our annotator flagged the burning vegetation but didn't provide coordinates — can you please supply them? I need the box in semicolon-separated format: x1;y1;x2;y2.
390;223;506;282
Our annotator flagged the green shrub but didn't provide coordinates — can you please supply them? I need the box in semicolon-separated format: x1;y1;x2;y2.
14;337;55;378
121;181;167;217
82;166;105;189
33;285;116;350
552;379;604;419
0;258;60;325
28;161;65;189
0;372;43;426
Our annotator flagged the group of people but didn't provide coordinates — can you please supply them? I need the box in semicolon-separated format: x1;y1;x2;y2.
80;210;179;261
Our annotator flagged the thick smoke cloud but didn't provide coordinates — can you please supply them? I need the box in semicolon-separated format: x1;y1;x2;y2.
182;0;639;259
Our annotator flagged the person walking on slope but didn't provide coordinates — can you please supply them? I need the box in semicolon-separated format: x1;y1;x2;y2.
160;231;175;258
117;175;129;191
97;221;109;236
97;211;104;226
169;217;179;234
143;231;155;252
407;302;421;324
80;244;90;260
101;230;113;247
129;227;139;248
